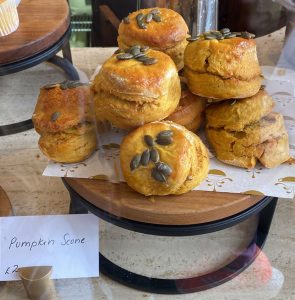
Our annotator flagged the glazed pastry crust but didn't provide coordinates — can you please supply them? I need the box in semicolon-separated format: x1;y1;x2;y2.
206;89;274;131
92;49;181;129
206;113;290;168
33;85;93;134
118;8;188;50
120;121;209;196
184;37;262;100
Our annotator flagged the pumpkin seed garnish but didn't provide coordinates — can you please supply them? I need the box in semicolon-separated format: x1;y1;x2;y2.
114;48;124;54
134;52;146;59
156;135;173;145
204;34;216;40
130;154;141;171
59;80;87;90
225;33;236;39
51;111;60;122
241;31;255;39
116;53;134;60
143;57;158;65
156;130;173;145
115;46;157;65
128;45;141;53
136;13;144;22
145;13;153;23
152;14;161;22
42;83;59;90
144;135;154;147
157;130;173;138
138;21;147;29
187;36;200;42
141;149;150;166
220;28;230;34
130;47;141;57
156;162;172;176
151;168;167;183
123;17;130;24
150;148;159;163
140;46;149;52
136;55;151;62
150;8;160;15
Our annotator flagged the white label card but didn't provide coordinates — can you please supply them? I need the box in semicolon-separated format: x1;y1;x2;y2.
0;214;99;281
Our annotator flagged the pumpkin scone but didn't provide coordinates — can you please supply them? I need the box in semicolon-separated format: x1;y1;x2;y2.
118;7;189;70
184;29;262;100
206;112;290;169
32;81;97;163
206;89;274;131
120;121;209;196
92;48;181;130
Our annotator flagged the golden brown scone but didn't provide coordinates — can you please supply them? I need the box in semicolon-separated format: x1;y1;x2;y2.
92;49;181;130
120;121;209;196
32;81;97;163
165;87;207;132
118;8;189;70
184;32;262;100
206;113;290;168
206;89;274;131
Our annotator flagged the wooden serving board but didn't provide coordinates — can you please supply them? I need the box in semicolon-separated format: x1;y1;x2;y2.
0;186;13;216
0;0;70;64
65;178;263;225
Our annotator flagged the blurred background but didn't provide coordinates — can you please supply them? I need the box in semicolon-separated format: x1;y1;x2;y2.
69;0;288;48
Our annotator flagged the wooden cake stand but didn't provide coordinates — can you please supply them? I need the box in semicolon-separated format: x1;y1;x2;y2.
0;0;79;136
63;178;277;294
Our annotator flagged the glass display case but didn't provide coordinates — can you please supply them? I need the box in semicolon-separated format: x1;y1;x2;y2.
0;0;295;299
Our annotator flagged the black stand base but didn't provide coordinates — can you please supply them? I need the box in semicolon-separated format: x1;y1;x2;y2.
100;198;277;294
63;179;277;294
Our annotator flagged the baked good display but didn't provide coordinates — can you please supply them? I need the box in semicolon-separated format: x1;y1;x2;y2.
206;90;290;168
32;81;97;163
184;29;262;100
165;83;206;132
117;7;189;70
92;47;181;130
120;121;209;196
0;0;19;36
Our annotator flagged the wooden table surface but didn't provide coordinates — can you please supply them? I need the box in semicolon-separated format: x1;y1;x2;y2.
0;0;70;64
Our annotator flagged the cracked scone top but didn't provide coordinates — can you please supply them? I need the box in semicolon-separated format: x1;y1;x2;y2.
184;36;262;100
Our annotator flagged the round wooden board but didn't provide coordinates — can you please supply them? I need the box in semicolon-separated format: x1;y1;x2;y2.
65;178;263;225
0;186;13;216
0;0;70;64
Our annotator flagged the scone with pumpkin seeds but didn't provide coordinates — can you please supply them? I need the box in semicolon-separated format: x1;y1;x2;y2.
184;30;262;100
118;7;189;70
120;121;209;196
92;48;181;130
32;81;97;163
206;112;290;169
